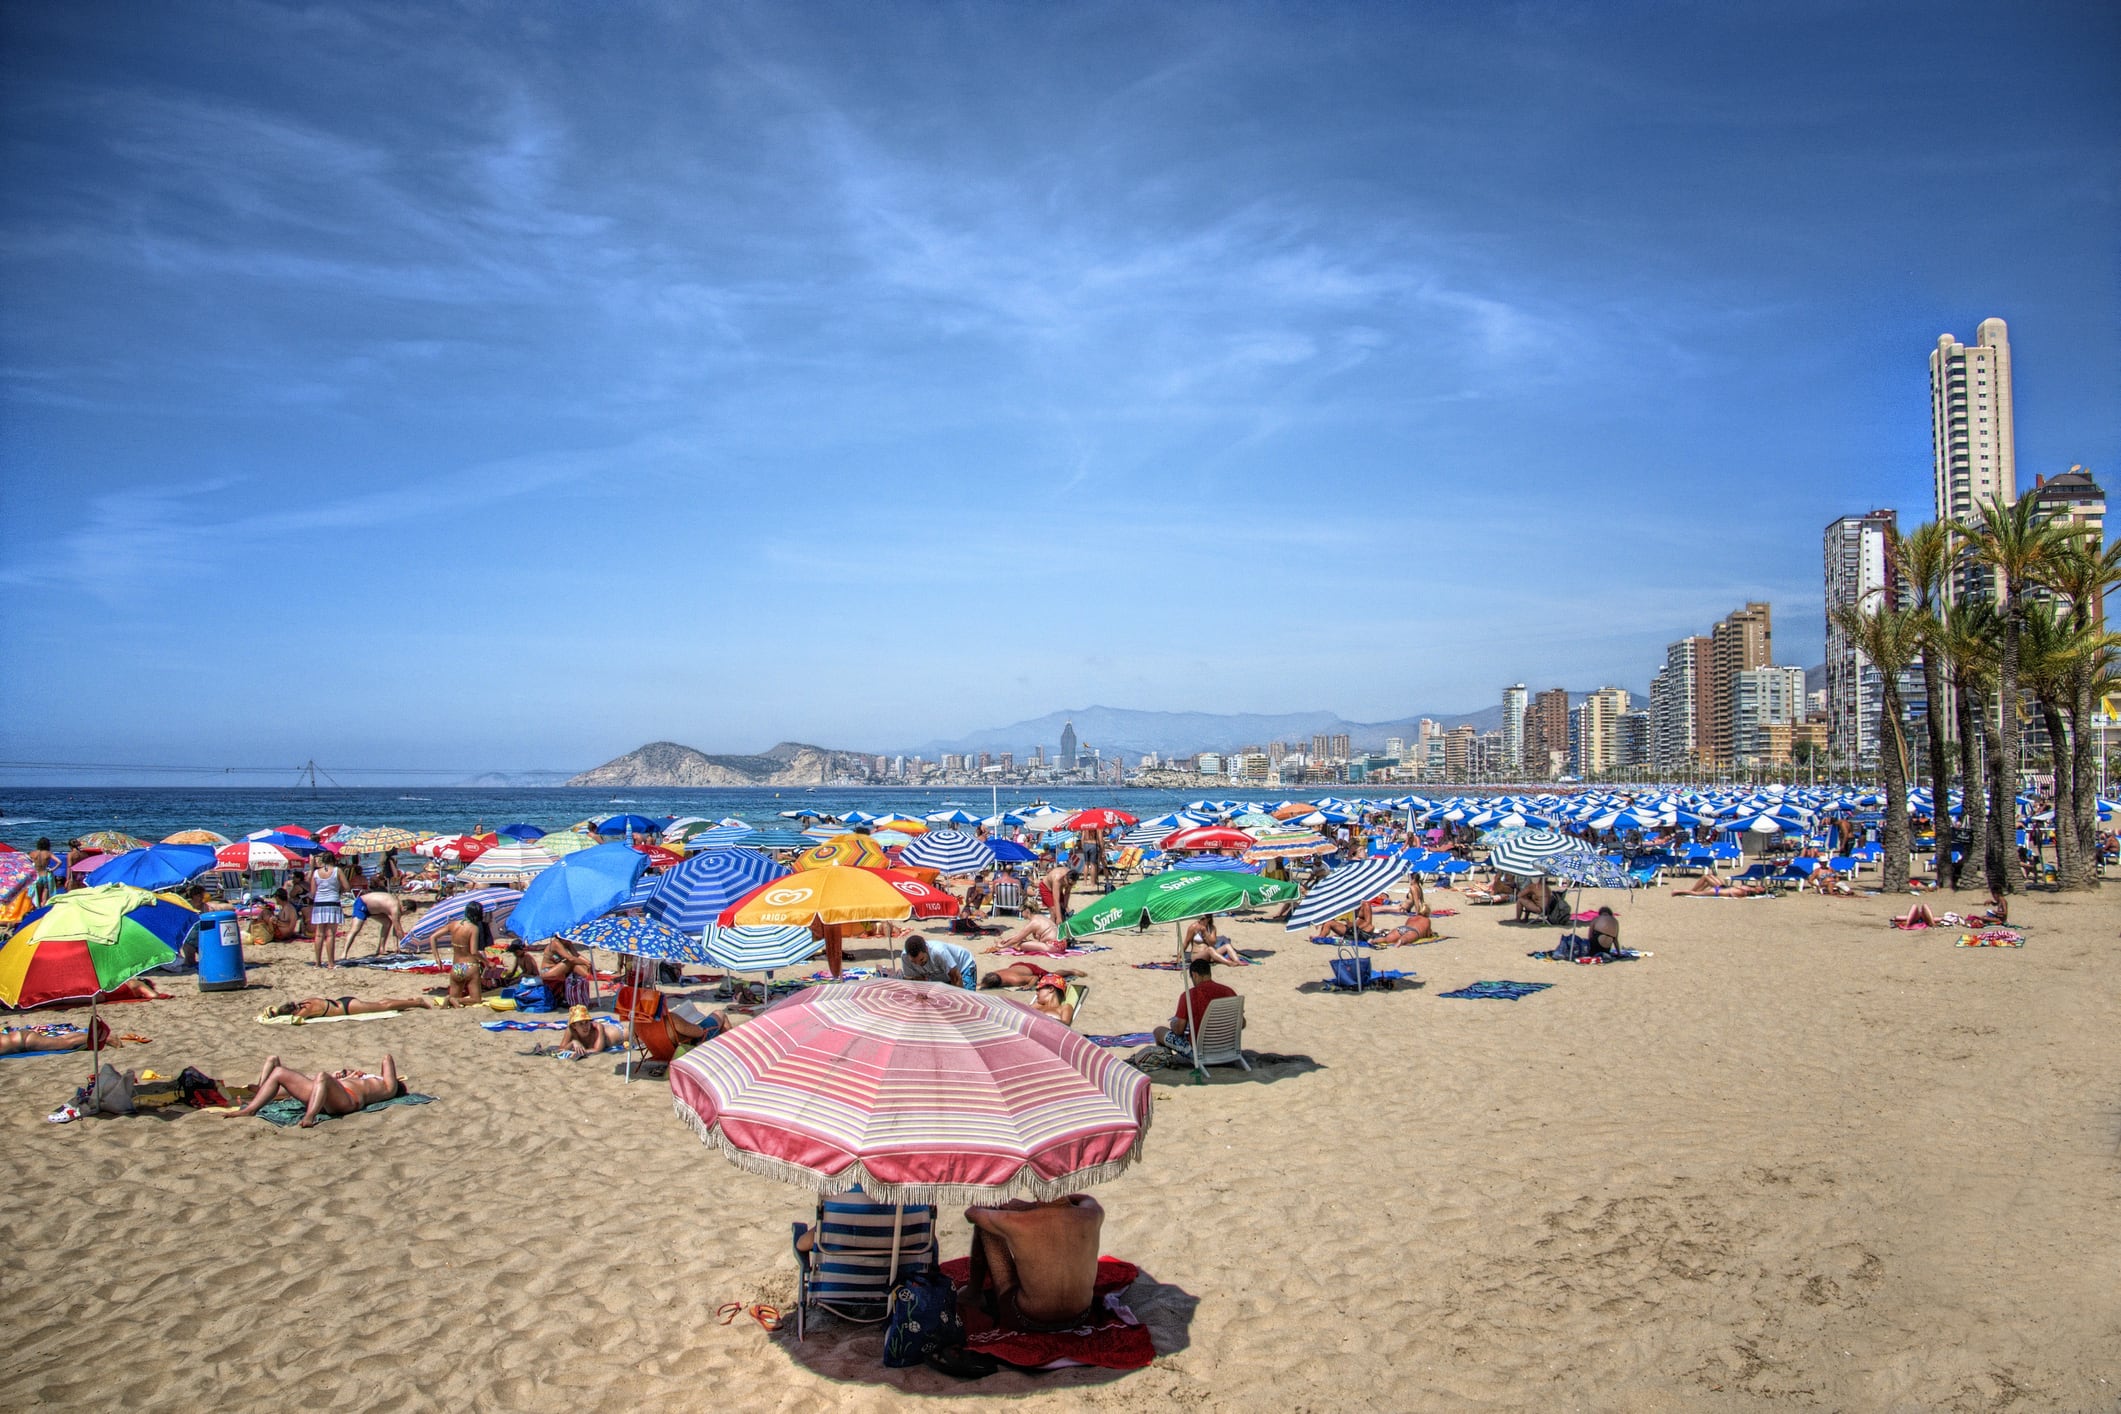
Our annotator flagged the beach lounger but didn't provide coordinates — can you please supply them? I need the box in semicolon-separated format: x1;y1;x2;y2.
791;1194;939;1340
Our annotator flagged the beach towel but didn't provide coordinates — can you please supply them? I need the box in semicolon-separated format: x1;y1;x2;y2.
804;967;876;984
1086;1032;1156;1048
1438;980;1552;1001
1129;961;1188;971
1957;929;2024;948
334;956;447;973
940;1256;1154;1372
989;944;1109;958
1528;948;1651;965
1;1022;91;1059
480;1018;572;1031
253;1092;436;1126
256;1005;439;1026
1674;892;1776;901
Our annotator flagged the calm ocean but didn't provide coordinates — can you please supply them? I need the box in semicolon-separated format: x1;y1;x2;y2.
0;784;1288;848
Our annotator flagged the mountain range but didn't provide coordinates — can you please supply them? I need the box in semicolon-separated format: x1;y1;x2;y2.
564;740;873;788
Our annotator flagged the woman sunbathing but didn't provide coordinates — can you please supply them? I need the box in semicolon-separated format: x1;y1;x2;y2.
1462;873;1515;904
987;916;1070;955
1673;871;1765;898
1319;901;1377;941
543;1005;626;1059
1893;888;2005;930
263;995;437;1023
1027;975;1075;1025
0;1020;104;1055
226;1053;406;1128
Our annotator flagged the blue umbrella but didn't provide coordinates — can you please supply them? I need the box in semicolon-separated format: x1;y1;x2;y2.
87;844;219;890
699;923;825;974
900;829;998;875
508;842;648;943
987;839;1037;864
597;814;662;837
1285;855;1410;931
1541;854;1634;890
497;824;546;841
244;830;326;855
567;913;711;964
686;824;758;848
644;848;788;933
1162;855;1258;873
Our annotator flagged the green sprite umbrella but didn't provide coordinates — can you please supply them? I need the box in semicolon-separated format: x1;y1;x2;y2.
1059;870;1299;940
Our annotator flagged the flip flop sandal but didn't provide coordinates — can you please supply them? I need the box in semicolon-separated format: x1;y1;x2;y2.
925;1345;1000;1380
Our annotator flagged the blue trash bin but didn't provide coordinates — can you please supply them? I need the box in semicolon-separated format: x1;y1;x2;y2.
196;910;246;992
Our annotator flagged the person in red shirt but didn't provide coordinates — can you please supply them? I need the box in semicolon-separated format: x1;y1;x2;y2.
1153;957;1235;1055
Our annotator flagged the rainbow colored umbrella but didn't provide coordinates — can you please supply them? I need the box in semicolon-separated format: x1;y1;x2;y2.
77;830;148;854
0;885;197;1008
792;834;891;871
162;829;231;846
335;826;424;854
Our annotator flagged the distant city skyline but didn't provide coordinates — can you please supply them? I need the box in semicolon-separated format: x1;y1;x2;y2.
2;3;2116;776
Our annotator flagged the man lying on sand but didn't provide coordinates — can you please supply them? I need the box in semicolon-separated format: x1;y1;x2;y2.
263;995;437;1023
227;1053;406;1128
979;961;1087;991
964;1195;1105;1331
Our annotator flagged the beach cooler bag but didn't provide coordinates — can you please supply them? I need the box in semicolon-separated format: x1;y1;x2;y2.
882;1269;964;1368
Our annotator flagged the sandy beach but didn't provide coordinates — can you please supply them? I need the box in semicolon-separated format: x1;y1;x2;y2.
3;882;2116;1412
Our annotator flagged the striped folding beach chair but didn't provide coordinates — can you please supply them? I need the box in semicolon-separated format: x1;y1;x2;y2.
791;1193;938;1339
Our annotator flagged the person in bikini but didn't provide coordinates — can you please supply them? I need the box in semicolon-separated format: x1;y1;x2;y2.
1673;870;1765;898
227;1053;407;1128
0;1019;107;1055
542;1004;626;1059
1183;915;1249;966
264;995;437;1023
985;915;1071;955
438;901;494;1006
978;961;1088;991
963;1195;1105;1331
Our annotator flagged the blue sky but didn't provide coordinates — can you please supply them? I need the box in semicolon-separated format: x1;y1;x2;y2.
2;1;2116;776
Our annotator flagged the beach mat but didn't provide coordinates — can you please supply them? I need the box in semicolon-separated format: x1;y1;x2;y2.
1086;1032;1156;1048
253;1092;436;1126
941;1255;1154;1371
989;944;1109;958
1527;948;1651;964
1957;930;2024;948
481;1018;571;1031
1438;980;1552;1001
257;1007;425;1026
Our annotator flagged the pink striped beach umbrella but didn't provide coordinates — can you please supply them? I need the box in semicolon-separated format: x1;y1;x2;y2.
670;979;1152;1203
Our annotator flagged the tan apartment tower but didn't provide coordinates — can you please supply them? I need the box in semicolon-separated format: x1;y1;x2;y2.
1708;604;1773;764
1931;319;2016;599
1525;688;1570;778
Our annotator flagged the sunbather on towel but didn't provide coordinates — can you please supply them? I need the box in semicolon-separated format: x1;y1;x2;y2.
1673;871;1765;898
226;1053;406;1128
546;1005;626;1058
1461;872;1514;904
979;962;1088;991
264;995;437;1022
986;916;1069;955
1895;888;2004;930
963;1194;1104;1331
1027;975;1076;1024
1318;901;1377;941
1;1020;104;1055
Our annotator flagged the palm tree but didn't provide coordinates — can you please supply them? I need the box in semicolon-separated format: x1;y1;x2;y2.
2031;523;2121;887
2018;604;2083;886
1954;495;2076;892
1939;600;1998;889
1894;521;1954;883
1829;599;1923;892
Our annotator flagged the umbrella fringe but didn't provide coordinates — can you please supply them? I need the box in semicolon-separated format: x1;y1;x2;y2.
670;1097;1151;1206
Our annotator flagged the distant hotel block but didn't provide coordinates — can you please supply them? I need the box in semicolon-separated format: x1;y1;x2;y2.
1823;510;1900;769
1930;318;2015;600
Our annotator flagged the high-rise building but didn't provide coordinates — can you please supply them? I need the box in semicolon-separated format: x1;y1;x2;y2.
1733;666;1809;765
1443;724;1476;782
1501;684;1527;772
1525;688;1570;778
1573;687;1631;776
1328;733;1350;761
1059;721;1077;770
1648;635;1712;775
1930;319;2016;598
1310;733;1330;761
1617;711;1652;772
1708;604;1773;764
1383;736;1404;758
1268;741;1287;764
1030;744;1043;766
1824;511;1900;768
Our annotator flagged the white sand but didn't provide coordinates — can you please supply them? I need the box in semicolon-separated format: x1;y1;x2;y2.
2;883;2117;1410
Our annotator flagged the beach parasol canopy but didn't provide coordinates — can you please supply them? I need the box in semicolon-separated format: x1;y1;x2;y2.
792;834;892;871
0;853;39;903
536;830;598;857
161;829;230;846
1244;829;1337;861
1542;854;1636;890
899;829;998;876
1283;856;1412;931
597;814;663;837
1060;870;1299;939
718;866;959;928
670;979;1152;1203
634;843;685;869
924;809;982;826
986;839;1038;864
459;843;557;884
698;924;826;974
643;848;789;933
406;887;524;944
1161;826;1256;852
335;826;422;855
90;844;219;890
0;885;197;1007
496;823;547;841
1487;829;1595;876
76;831;148;855
214;841;307;872
508;842;649;943
566;913;708;964
1063;808;1137;831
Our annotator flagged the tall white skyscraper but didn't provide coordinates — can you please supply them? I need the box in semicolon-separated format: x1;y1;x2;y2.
1931;318;2016;597
1823;510;1898;768
1501;684;1527;772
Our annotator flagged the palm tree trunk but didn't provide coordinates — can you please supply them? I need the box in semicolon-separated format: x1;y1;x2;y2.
1996;608;2026;891
1983;692;2010;892
1921;650;1951;886
2069;670;2101;889
2039;698;2075;889
1880;684;1910;893
1954;671;1985;892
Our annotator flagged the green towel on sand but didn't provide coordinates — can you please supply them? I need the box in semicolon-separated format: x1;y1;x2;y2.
254;1093;436;1126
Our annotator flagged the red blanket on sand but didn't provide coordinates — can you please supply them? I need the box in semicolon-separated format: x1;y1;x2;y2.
939;1256;1155;1371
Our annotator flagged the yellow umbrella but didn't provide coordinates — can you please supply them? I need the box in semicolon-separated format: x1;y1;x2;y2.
162;829;231;846
793;834;891;871
337;826;423;854
873;817;928;835
538;830;598;857
721;866;920;928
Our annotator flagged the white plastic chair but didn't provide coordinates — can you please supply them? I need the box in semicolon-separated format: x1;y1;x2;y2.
1187;995;1249;1072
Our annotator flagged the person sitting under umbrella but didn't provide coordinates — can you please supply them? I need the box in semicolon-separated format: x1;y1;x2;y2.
963;1194;1105;1331
1183;915;1247;967
1152;957;1234;1058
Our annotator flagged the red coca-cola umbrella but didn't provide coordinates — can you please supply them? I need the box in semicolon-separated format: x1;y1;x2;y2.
1160;826;1257;852
1063;808;1137;831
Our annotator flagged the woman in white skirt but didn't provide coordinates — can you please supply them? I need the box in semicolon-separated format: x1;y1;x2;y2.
309;856;348;968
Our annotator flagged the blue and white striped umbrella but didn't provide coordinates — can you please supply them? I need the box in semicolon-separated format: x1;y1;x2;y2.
567;913;711;964
699;923;826;974
407;887;524;943
899;829;997;875
923;809;982;826
1119;823;1175;850
1284;856;1411;931
739;829;822;852
644;848;788;933
1488;829;1594;875
684;824;758;849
